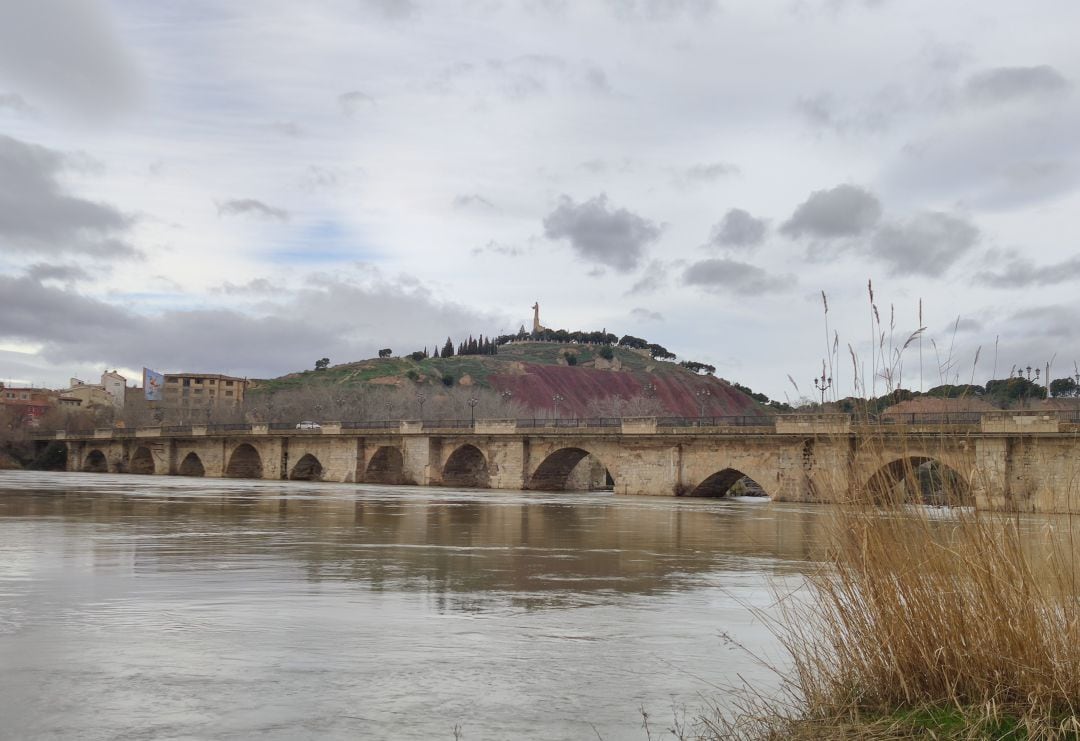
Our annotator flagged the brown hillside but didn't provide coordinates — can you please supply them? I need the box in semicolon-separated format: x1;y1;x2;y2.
487;363;764;418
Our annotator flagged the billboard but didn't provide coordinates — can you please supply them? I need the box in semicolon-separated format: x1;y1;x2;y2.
143;368;165;401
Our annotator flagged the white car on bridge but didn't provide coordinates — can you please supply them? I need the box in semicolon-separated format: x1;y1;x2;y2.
295;421;321;430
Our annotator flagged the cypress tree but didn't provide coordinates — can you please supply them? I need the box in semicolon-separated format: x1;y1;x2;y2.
443;337;455;357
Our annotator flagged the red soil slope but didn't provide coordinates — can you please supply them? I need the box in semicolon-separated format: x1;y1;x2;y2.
487;363;765;418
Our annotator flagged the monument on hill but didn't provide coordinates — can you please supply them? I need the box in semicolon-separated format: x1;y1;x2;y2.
531;302;549;334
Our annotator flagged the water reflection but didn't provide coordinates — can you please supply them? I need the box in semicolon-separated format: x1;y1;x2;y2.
0;471;826;741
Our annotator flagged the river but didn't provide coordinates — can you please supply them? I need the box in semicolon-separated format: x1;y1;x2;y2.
0;471;826;740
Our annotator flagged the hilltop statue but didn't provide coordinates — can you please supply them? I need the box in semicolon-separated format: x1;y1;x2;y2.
531;302;549;334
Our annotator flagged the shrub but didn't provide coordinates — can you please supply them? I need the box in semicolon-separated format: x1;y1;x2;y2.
441;373;454;387
599;346;614;360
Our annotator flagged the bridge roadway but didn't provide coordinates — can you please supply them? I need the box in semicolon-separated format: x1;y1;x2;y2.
40;411;1080;513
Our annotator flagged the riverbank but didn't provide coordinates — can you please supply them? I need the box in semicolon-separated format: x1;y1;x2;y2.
699;483;1080;740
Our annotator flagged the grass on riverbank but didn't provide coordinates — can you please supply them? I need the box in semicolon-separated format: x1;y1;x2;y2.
678;451;1080;740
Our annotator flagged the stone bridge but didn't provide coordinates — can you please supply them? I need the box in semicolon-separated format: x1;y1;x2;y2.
40;411;1080;513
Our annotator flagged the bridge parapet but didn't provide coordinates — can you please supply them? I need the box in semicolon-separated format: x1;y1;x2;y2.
474;419;517;434
776;414;851;435
135;427;161;438
191;425;208;436
93;428;113;439
622;417;658;434
980;411;1060;434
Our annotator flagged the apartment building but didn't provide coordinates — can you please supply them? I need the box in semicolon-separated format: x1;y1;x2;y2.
162;373;248;413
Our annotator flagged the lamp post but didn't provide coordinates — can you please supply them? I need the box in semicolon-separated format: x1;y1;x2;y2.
814;362;833;406
696;388;711;418
467;397;479;426
1015;365;1042;409
552;393;564;422
385;401;392;421
416;392;426;419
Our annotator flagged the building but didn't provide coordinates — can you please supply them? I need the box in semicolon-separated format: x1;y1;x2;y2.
60;370;127;411
162;373;248;415
0;384;58;425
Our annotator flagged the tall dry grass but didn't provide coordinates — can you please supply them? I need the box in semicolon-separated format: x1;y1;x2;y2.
675;436;1080;741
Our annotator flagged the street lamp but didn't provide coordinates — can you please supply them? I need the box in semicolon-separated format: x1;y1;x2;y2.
552;393;564;421
385;401;392;421
467;397;479;426
696;388;711;418
416;392;426;419
814;362;833;406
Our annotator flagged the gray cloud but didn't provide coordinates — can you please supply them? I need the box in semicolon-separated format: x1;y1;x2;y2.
965;66;1069;105
707;208;767;250
216;199;289;221
213;278;284;296
0;134;136;258
678;161;739;185
630;307;664;321
267;121;304;138
0;92;33;114
869;211;978;276
780;184;881;239
25;263;92;283
607;0;720;21
471;240;526;257
795;89;905;135
682;258;791;295
339;90;375;116
0;0;139;116
0;271;503;379
626;259;670;294
453;194;496;210
976;254;1080;288
543;194;661;272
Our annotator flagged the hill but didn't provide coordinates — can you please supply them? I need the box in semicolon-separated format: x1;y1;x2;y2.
253;342;768;418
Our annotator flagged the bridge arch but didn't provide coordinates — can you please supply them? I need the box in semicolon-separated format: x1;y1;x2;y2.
225;443;263;479
129;446;155;475
290;453;324;481
442;444;489;488
685;467;770;498
529;447;615;491
365;446;405;484
178;452;205;477
83;449;108;473
864;456;971;506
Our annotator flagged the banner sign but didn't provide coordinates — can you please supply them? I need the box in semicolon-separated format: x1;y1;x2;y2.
143;368;164;401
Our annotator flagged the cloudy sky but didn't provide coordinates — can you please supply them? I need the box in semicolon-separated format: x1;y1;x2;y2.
2;0;1079;401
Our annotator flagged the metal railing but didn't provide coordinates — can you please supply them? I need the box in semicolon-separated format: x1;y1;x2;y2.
657;415;772;427
872;412;983;425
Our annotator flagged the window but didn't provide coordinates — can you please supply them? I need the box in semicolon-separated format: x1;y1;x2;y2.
182;378;191;387
225;380;234;387
209;379;216;385
225;390;233;396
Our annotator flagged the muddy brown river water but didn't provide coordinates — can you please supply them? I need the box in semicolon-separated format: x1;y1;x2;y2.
0;470;828;740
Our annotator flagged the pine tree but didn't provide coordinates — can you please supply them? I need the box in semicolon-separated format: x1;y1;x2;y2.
432;345;439;358
442;337;455;358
